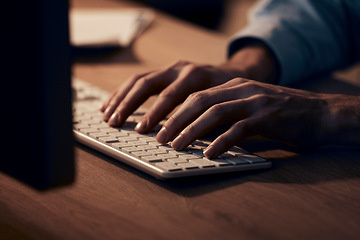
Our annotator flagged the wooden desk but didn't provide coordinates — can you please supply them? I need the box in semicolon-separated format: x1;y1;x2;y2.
1;1;360;239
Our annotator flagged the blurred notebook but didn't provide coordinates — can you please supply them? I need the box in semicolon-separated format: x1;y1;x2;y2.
70;8;154;47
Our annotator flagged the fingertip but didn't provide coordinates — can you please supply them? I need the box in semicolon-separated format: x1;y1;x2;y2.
135;121;147;133
171;133;186;150
108;113;120;127
103;113;110;122
156;126;168;144
203;145;217;159
103;106;115;122
99;104;106;112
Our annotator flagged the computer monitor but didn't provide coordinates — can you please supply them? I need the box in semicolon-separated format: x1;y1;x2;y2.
1;0;74;189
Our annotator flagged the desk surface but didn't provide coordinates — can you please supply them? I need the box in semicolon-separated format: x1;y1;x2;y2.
1;1;360;239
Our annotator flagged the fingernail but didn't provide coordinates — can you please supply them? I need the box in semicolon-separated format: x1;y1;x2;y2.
108;113;119;127
204;145;217;159
156;126;168;144
135;121;147;132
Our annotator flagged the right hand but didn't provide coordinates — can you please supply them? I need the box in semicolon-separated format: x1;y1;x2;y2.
100;60;241;132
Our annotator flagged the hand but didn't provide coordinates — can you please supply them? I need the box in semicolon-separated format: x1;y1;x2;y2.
101;41;277;131
155;78;360;158
100;60;243;130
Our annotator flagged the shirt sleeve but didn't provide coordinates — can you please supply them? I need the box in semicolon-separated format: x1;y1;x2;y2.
228;0;355;86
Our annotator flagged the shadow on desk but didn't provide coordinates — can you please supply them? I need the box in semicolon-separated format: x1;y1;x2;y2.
77;140;360;198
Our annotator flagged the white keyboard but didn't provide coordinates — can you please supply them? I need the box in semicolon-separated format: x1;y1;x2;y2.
72;79;271;179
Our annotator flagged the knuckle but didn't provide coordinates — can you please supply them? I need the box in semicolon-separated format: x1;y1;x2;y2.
166;115;177;126
252;93;271;106
172;59;189;67
208;103;226;116
185;63;201;73
165;115;182;131
129;73;142;81
184;123;197;134
232;121;247;132
184;64;208;79
229;77;249;85
188;91;210;107
136;76;153;88
241;81;259;91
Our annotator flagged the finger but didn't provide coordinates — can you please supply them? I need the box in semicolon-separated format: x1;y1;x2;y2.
155;89;227;144
100;89;118;112
105;61;191;126
135;63;219;133
169;92;268;151
107;69;174;127
203;117;262;158
101;72;151;121
156;81;260;144
169;98;247;150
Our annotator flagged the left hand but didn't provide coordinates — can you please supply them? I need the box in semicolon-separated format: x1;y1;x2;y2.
156;77;360;158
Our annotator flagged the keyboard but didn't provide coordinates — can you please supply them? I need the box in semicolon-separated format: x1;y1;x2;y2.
72;79;271;179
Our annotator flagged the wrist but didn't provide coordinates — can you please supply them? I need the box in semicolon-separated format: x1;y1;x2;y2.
320;95;360;146
221;39;279;83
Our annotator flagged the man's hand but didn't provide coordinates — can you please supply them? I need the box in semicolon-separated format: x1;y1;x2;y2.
101;41;277;132
100;60;244;131
155;78;360;158
99;42;360;159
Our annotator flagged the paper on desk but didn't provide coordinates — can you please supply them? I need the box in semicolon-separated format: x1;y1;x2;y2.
69;9;154;47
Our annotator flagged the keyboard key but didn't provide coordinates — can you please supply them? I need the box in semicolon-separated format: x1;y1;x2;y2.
190;159;216;168
138;136;158;143
188;149;204;158
157;153;178;160
130;140;148;146
122;147;142;153
90;122;110;129
132;150;152;157
101;127;121;133
140;144;158;150
206;158;233;167
89;132;109;138
148;149;168;155
180;154;199;160
80;128;100;134
220;153;249;165
142;155;163;163
192;140;209;149
121;136;139;142
177;162;199;170
98;137;119;143
239;154;266;163
228;147;249;156
108;132;128;138
166;157;188;164
158;144;173;150
155;162;182;172
112;142;133;149
168;150;188;155
80;119;101;125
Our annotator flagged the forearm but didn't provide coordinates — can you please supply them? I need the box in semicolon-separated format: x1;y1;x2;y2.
219;40;279;84
321;95;360;147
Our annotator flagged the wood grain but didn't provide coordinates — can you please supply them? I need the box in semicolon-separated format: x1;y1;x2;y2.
1;0;360;239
